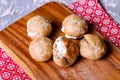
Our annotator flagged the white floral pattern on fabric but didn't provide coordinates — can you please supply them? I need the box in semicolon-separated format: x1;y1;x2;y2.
0;48;31;80
0;0;120;80
68;0;120;48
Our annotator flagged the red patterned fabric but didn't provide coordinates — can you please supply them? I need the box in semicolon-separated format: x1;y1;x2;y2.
0;48;31;80
0;0;120;79
68;0;120;48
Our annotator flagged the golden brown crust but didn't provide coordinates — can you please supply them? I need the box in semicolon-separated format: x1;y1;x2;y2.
79;34;107;60
29;37;53;62
53;36;79;67
62;15;88;38
27;15;52;39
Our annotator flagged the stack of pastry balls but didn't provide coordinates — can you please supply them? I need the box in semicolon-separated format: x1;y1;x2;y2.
27;15;107;67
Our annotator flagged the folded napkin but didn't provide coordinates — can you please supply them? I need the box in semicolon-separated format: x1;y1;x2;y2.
0;48;31;80
68;0;120;48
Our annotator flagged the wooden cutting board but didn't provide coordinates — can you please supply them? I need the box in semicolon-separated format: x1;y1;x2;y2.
0;2;120;80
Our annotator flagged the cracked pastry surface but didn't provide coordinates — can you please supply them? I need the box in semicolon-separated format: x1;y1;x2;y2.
27;15;52;39
29;37;53;62
53;36;79;67
61;14;88;39
79;34;107;60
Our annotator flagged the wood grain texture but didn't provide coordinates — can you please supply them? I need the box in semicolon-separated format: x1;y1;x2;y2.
0;2;120;80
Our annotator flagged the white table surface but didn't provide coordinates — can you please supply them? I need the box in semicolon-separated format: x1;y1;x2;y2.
0;0;74;31
0;0;120;31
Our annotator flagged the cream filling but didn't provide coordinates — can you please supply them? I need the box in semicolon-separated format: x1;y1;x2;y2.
27;30;37;37
56;37;66;55
56;41;66;55
65;34;78;39
61;26;65;32
62;26;81;39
